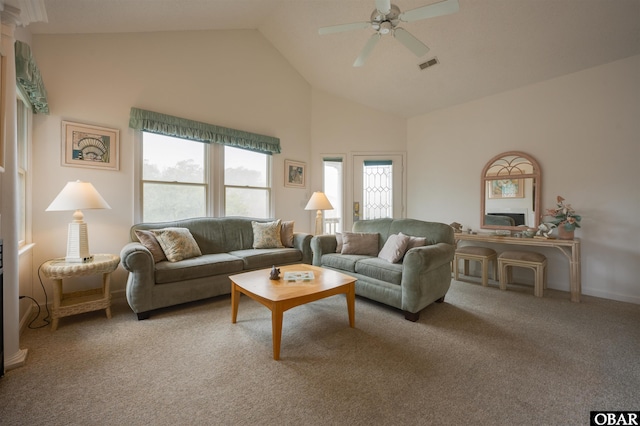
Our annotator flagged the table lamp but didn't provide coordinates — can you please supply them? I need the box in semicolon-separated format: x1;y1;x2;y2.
46;180;111;262
305;191;333;235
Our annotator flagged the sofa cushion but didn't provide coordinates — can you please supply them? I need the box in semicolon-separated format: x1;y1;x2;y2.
252;220;284;249
229;248;302;270
280;220;295;248
355;257;403;285
134;229;167;263
152;227;202;262
400;232;427;249
155;253;244;284
341;232;379;256
320;253;370;273
378;233;410;263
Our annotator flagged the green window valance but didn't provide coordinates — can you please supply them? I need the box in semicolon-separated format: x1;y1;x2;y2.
129;107;280;155
15;41;49;114
364;160;392;166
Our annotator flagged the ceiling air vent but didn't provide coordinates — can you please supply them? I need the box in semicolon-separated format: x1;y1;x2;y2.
418;57;439;70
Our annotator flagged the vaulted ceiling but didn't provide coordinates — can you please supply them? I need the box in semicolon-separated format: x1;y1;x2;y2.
18;0;640;118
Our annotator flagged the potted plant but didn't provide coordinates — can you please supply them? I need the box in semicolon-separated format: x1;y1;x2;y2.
545;196;582;239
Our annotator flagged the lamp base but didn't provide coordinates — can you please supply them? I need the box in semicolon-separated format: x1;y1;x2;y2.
65;221;93;263
315;210;323;236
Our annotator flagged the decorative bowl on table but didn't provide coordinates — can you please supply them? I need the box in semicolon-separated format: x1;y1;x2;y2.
494;230;511;236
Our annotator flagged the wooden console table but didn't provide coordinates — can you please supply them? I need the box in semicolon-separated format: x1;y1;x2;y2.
454;233;581;302
41;254;120;330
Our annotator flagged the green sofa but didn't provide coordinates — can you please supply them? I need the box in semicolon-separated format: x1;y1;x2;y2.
120;217;312;319
311;218;455;321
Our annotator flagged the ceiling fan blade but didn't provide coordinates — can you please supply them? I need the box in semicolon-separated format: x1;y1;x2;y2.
375;0;391;15
399;0;459;22
394;28;430;57
319;21;371;35
353;33;381;67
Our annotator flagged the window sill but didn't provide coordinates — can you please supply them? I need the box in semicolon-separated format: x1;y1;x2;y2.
18;242;35;257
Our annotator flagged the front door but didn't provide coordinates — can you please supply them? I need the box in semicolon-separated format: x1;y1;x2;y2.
351;154;404;230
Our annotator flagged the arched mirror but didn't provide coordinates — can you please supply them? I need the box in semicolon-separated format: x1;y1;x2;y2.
481;151;541;231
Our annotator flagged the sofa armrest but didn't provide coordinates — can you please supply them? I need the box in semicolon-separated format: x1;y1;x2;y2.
310;235;338;266
120;242;156;314
292;232;313;264
401;242;456;311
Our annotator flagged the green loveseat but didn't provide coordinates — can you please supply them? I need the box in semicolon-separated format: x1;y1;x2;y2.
120;217;312;319
311;218;455;321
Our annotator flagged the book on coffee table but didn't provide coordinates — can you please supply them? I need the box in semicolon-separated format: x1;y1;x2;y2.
283;271;315;282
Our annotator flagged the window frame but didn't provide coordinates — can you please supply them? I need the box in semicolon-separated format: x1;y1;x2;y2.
322;155;345;234
16;88;32;247
140;132;209;222
222;145;272;218
136;132;273;222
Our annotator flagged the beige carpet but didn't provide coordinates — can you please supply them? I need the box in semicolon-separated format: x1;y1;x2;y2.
1;279;639;425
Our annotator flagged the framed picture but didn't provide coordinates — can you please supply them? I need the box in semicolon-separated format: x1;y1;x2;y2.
284;159;306;188
62;121;120;170
487;178;524;199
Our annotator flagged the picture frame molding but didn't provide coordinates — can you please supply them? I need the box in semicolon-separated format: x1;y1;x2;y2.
284;159;306;188
61;120;120;171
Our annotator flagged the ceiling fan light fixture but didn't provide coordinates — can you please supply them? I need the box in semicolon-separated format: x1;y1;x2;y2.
379;21;392;34
319;0;459;67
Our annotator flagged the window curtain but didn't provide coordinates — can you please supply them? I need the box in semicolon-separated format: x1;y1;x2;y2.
15;41;49;114
129;107;280;155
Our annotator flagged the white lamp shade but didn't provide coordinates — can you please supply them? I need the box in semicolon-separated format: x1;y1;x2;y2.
305;191;333;211
46;180;111;212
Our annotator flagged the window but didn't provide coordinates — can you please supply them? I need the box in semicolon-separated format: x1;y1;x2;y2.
141;133;271;221
322;157;343;234
142;133;207;222
16;91;31;246
224;146;270;217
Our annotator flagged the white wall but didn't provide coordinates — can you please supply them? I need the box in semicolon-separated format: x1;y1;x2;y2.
25;31;640;308
407;55;640;303
310;88;407;229
30;30;313;297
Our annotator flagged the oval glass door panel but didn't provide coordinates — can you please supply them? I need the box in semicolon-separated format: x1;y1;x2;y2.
353;155;404;224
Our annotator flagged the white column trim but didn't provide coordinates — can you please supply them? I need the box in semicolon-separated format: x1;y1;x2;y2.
1;8;29;372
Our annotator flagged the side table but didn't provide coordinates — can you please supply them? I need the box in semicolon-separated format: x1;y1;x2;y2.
41;254;120;330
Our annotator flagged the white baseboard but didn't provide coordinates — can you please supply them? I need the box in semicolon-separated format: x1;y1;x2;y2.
581;288;640;305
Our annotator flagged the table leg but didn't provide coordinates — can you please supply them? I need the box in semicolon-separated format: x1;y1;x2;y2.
231;282;239;324
346;283;355;328
51;279;63;331
103;272;112;319
570;242;582;303
271;303;284;360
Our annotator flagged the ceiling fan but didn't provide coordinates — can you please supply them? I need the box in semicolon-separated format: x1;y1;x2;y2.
318;0;459;67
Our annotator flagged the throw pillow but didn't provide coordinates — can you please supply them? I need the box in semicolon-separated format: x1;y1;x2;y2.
280;220;295;248
252;220;284;249
151;227;202;262
378;233;411;263
335;232;343;253
341;232;379;256
134;229;167;263
400;232;427;250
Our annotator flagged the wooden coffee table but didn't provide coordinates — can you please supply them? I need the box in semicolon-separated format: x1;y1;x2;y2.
230;264;356;360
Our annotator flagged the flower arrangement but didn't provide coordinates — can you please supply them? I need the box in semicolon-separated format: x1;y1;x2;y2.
545;196;582;231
